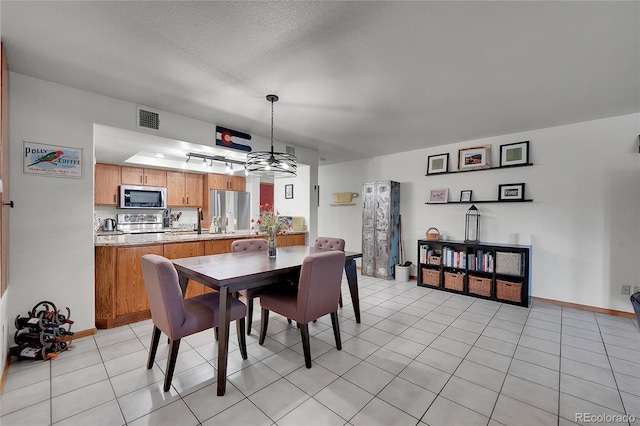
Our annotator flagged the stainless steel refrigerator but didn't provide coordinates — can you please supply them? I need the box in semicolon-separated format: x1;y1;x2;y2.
210;190;251;233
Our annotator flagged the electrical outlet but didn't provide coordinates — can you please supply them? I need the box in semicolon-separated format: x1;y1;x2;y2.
633;286;640;295
621;285;631;296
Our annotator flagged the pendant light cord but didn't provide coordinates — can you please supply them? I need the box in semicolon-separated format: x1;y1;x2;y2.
270;97;275;155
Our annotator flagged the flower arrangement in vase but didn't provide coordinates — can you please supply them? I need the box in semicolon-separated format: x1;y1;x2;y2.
251;203;290;257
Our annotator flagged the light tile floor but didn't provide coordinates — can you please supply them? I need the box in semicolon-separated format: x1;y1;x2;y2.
2;273;639;426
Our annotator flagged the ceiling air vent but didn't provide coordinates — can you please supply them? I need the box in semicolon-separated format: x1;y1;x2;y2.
286;146;295;156
136;106;160;131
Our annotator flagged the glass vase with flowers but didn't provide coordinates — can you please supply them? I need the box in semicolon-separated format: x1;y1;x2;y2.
251;203;289;258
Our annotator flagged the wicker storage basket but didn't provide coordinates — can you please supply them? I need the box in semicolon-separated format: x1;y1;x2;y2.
422;268;441;287
428;255;441;265
425;227;440;241
444;272;465;291
468;275;492;297
496;279;523;303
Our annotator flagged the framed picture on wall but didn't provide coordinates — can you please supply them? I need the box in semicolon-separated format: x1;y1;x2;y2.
458;145;491;171
500;141;529;167
429;188;449;204
498;183;525;201
285;184;294;199
460;190;473;203
23;141;83;178
427;153;449;175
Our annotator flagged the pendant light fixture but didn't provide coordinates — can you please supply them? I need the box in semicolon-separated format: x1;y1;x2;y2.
245;94;297;178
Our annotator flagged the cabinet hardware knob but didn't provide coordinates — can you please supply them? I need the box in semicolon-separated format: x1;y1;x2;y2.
4;201;14;208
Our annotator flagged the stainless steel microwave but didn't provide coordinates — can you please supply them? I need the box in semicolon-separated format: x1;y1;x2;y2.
119;185;167;209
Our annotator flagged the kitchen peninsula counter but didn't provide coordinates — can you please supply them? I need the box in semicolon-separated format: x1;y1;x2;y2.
95;230;307;247
95;231;307;328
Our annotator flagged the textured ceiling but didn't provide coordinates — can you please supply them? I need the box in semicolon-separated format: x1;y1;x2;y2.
1;1;638;165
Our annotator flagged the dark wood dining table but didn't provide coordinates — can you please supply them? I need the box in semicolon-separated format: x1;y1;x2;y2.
171;245;363;396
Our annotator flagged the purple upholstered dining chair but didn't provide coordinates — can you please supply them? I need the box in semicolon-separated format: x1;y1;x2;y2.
231;239;269;335
314;237;346;307
314;237;346;251
258;250;346;368
140;254;248;392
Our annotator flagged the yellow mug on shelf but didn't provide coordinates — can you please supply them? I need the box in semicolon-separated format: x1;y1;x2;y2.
333;192;359;203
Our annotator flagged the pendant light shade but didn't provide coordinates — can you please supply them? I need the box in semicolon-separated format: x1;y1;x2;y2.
245;95;297;178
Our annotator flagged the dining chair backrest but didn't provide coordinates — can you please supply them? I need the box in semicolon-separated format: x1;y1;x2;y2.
314;237;345;251
297;251;346;323
140;254;186;340
231;239;268;252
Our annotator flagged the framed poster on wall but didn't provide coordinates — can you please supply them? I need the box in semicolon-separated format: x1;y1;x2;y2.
23;141;83;178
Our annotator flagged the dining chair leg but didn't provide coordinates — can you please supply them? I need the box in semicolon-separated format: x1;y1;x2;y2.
164;338;181;392
147;326;162;369
246;298;254;335
287;318;292;324
259;308;270;345
214;327;219;341
330;311;342;350
236;318;248;359
339;294;343;308
300;323;312;368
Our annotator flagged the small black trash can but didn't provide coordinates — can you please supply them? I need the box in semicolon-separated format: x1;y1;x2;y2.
631;292;640;331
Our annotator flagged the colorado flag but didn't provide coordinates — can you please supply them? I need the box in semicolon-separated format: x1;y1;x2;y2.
216;126;252;152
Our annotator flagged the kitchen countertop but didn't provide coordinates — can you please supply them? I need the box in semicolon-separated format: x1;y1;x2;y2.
95;230;307;247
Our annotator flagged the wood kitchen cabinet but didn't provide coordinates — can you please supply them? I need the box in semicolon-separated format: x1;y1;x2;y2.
286;233;306;246
164;241;211;297
94;163;121;205
96;244;161;329
121;166;167;187
276;233;306;247
114;245;164;322
167;171;203;207
207;173;245;191
204;238;236;255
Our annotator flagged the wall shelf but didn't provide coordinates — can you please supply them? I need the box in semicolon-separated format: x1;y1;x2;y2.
425;162;533;176
426;199;533;205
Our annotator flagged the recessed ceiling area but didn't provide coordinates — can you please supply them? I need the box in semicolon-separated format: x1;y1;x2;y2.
3;1;639;164
94;125;247;175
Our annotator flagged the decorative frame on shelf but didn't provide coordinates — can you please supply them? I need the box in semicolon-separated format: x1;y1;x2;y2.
427;153;449;175
460;190;473;203
498;183;525;201
458;145;491;171
500;141;529;167
429;188;449;204
285;184;293;199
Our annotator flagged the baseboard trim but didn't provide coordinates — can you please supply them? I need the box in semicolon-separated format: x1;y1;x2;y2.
407;277;633;318
70;327;98;340
531;296;634;318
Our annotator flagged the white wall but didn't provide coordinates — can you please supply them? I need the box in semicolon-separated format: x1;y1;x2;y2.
5;73;319;358
317;160;367;253
273;164;311;227
319;114;640;313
